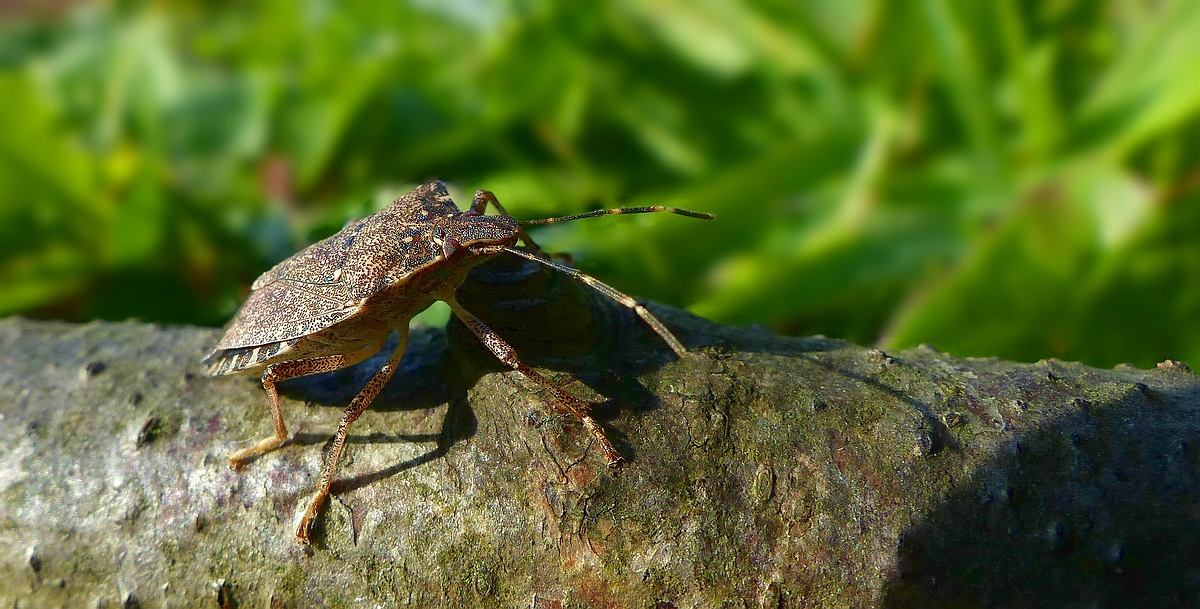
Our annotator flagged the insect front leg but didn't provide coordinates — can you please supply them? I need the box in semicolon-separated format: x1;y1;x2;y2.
445;296;622;466
297;327;409;546
229;348;378;469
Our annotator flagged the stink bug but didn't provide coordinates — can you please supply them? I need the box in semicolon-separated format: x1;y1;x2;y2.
204;180;713;546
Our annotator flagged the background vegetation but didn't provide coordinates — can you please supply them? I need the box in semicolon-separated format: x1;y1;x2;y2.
2;0;1199;368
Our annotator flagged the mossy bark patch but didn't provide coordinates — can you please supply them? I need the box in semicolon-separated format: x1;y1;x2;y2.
0;311;1197;607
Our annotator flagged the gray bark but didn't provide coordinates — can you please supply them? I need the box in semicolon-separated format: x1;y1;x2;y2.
1;259;1199;608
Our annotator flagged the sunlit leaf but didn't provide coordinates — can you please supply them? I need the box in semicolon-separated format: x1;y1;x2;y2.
1;0;1199;370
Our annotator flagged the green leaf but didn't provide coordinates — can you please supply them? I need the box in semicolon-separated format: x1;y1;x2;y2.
0;71;99;313
1072;0;1200;157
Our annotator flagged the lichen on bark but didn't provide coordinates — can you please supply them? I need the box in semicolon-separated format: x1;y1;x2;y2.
1;258;1198;607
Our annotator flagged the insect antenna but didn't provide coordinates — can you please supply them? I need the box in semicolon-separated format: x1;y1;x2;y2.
501;246;689;357
520;205;715;226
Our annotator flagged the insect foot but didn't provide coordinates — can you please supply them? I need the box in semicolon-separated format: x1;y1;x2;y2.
203;179;713;549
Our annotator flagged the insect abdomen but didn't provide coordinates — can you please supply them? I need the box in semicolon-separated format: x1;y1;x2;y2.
204;339;300;376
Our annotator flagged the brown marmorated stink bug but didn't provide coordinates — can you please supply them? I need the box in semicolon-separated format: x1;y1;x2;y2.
204;180;713;546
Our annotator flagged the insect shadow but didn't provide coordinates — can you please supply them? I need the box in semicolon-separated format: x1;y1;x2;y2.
273;254;682;495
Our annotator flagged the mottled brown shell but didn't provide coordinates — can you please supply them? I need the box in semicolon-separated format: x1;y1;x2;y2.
214;180;460;350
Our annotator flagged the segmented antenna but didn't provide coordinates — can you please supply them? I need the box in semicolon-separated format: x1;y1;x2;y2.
507;202;714;355
502;247;689;356
521;205;715;226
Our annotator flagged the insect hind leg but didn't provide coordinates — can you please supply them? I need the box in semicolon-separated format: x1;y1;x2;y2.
229;347;378;469
500;246;688;357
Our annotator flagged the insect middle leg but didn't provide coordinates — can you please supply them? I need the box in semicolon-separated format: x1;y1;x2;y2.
229;347;379;469
445;295;622;465
297;327;409;545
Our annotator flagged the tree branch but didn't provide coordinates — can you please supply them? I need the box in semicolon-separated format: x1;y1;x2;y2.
1;259;1197;607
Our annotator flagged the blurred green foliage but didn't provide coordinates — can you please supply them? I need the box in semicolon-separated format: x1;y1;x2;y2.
2;0;1200;368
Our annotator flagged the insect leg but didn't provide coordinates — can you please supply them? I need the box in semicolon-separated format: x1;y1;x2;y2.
297;327;409;546
470;189;545;253
445;296;622;466
229;348;378;469
501;247;688;357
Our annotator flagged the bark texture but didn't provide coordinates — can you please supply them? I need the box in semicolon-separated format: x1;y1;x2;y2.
1;260;1199;608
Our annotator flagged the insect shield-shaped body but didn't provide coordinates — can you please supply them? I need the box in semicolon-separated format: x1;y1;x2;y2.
204;180;712;547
